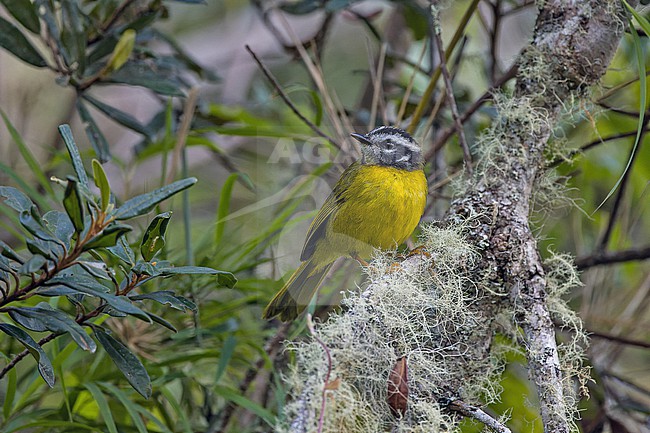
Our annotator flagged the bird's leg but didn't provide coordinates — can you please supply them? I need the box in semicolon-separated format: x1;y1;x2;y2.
403;245;431;260
350;253;370;267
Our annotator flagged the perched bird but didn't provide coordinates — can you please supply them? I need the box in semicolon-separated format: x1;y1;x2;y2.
263;126;428;321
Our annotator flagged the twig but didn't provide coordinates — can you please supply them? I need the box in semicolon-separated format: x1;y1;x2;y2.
431;4;473;174
548;129;649;168
306;314;333;433
589;330;650;349
446;399;512;433
575;245;650;269
245;45;341;150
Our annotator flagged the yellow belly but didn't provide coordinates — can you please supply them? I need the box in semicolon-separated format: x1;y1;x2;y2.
319;165;427;261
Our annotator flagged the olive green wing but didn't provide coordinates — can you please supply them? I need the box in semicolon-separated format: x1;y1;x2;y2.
300;162;359;261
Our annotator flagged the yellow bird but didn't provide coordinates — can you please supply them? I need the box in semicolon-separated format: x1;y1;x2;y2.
263;126;428;321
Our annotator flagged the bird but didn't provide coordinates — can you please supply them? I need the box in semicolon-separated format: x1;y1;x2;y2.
263;126;428;322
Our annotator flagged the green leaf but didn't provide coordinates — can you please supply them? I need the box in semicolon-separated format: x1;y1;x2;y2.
0;160;49;210
0;240;24;263
158;266;237;288
26;239;56;261
113;177;197;220
106;235;136;266
99;383;148;433
279;0;319;14
58;125;90;190
63;177;85;233
1;110;54;196
92;159;111;212
1;0;41;33
7;303;96;352
82;93;154;139
106;29;135;72
214;173;238;246
46;273;150;321
18;254;46;274
19;207;60;244
0;16;46;67
82;223;132;250
0;186;33;212
77;101;111;163
94;328;151;398
129;290;197;312
140;212;171;261
84;382;118;433
2;367;16;418
105;60;185;96
60;0;86;74
43;210;75;250
145;311;177;332
215;334;237;383
0;323;55;387
213;385;275;426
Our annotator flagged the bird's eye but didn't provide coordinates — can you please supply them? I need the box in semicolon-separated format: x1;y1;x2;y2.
384;140;395;149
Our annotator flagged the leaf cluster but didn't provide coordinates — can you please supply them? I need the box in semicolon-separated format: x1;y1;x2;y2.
0;0;217;162
0;125;235;400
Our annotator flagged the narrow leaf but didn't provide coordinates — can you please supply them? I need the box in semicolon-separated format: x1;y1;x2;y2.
104;60;185;96
113;177;196;220
82;223;132;250
0;16;46;67
94;328;151;398
213;385;275;426
77;101;111;163
1;110;54;196
92;159;111;212
84;383;118;433
82;94;154;139
63;177;85;233
0;323;54;387
58;125;90;189
215;335;237;382
214;173;238;245
99;383;148;433
7;303;96;352
129;290;196;312
1;0;41;33
158;266;236;288
106;29;135;72
0;186;33;212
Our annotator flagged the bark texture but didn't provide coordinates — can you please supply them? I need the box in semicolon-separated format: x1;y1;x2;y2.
446;1;629;432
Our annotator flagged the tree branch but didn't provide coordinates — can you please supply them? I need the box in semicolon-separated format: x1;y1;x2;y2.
576;245;650;269
445;1;629;432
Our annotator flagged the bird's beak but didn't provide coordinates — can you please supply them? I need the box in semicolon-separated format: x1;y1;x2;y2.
351;133;372;146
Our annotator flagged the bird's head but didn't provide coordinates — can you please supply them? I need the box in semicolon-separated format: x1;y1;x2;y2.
351;126;423;171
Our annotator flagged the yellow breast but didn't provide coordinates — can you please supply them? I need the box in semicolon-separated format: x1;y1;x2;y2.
328;164;427;258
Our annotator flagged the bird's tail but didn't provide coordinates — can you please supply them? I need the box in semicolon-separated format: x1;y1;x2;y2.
263;260;333;322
